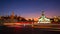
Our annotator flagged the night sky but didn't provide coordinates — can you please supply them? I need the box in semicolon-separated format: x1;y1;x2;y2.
0;0;60;20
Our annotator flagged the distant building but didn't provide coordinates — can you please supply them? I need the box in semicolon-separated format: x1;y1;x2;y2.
53;16;59;23
58;16;60;20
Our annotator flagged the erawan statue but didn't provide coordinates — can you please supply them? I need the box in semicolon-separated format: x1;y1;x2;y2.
38;11;51;23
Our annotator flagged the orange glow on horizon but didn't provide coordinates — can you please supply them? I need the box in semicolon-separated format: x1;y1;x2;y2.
25;17;39;21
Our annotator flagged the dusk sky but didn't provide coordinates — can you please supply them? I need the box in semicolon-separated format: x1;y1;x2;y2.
0;0;60;19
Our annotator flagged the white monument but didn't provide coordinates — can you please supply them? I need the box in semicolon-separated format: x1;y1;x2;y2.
38;11;51;23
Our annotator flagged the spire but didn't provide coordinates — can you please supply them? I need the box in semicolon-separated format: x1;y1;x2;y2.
42;11;44;16
11;10;14;16
10;10;15;19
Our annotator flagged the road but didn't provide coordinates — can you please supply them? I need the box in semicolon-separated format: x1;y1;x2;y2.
2;23;60;31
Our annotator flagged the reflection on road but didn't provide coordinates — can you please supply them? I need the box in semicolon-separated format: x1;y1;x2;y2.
3;23;60;31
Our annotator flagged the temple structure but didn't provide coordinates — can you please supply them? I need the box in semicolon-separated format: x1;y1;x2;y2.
38;11;51;23
10;11;15;19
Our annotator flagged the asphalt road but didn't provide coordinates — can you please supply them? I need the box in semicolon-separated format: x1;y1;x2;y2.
0;26;60;34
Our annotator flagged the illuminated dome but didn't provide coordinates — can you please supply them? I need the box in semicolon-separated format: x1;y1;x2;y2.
38;11;51;23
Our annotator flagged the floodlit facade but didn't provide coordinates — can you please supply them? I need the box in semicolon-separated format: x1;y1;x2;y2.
38;11;51;23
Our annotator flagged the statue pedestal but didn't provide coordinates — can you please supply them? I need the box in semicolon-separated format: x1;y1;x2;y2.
38;16;51;23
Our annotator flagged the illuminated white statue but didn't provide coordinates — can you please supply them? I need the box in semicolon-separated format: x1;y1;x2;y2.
38;11;51;23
